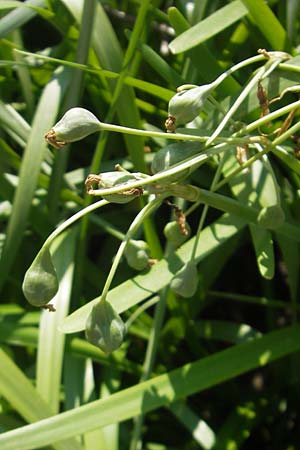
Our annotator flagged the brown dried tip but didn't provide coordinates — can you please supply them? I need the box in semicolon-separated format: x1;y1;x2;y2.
85;174;101;193
165;115;176;133
44;129;66;149
257;48;291;61
257;81;270;117
257;48;270;58
236;145;249;167
42;303;56;312
166;200;189;235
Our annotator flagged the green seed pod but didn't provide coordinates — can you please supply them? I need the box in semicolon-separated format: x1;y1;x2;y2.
45;107;101;148
99;171;140;188
164;221;191;247
125;240;150;270
86;172;143;204
85;300;126;354
168;84;214;127
22;246;59;307
257;205;285;229
151;141;202;183
170;261;198;298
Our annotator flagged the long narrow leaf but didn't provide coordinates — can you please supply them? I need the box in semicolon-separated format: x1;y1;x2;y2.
0;67;71;289
0;326;299;450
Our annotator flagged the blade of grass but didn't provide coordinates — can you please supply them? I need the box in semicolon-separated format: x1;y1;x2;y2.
61;214;246;334
0;348;84;450
170;401;216;450
0;325;299;450
168;1;247;54
168;6;240;95
47;0;97;220
36;229;77;413
0;0;45;38
240;0;290;51
249;224;274;280
0;66;71;289
194;320;262;344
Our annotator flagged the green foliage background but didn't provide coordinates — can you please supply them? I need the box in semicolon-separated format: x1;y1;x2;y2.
0;1;300;449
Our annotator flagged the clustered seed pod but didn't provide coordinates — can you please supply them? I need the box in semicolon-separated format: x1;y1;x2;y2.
85;171;143;204
164;220;191;247
166;84;215;130
22;246;59;308
124;240;150;271
257;205;285;229
170;261;198;298
151;141;202;183
85;300;126;354
45;107;101;148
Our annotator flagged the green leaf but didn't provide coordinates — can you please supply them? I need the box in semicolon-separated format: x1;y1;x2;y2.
169;1;248;54
0;326;299;450
36;229;77;413
61;214;246;334
240;0;290;50
0;67;71;289
0;348;84;450
167;7;240;95
249;224;274;280
170;401;216;449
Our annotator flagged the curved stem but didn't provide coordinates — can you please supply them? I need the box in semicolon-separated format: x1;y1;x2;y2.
99;195;168;303
43;199;109;249
85;140;261;198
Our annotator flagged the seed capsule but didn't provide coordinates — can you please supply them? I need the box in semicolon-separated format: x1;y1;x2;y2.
167;84;214;129
85;172;143;203
125;240;150;271
151;141;202;183
164;221;191;247
45;107;101;148
22;246;58;308
85;300;126;354
170;261;198;298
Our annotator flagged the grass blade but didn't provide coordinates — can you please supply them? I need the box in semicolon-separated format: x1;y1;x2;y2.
36;229;77;413
0;67;71;289
169;1;247;54
240;0;290;50
0;325;299;450
0;348;84;450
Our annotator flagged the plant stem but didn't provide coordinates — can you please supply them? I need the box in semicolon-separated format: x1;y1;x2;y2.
43;199;109;249
85;141;257;197
191;153;226;261
236;98;300;135
99;196;167;303
206;60;280;146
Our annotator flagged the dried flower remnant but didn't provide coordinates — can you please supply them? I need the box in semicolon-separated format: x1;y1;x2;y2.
257;81;270;119
236;145;249;172
257;48;291;61
291;134;300;159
